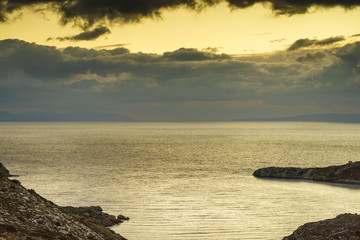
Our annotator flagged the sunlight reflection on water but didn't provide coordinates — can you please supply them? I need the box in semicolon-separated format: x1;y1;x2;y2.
1;122;360;239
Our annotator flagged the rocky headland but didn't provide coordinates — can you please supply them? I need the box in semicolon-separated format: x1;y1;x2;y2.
253;161;360;184
0;162;128;240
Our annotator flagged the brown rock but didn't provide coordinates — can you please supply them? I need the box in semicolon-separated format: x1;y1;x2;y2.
254;161;360;184
0;162;10;177
0;163;127;240
62;206;129;227
284;213;360;240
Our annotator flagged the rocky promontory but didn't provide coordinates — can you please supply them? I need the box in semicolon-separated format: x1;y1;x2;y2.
63;206;129;227
253;161;360;184
0;162;127;240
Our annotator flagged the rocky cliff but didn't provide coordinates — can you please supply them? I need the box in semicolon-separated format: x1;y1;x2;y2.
0;162;12;177
253;161;360;184
0;163;127;240
284;213;360;240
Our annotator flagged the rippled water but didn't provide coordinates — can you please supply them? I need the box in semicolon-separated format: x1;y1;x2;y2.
1;122;360;239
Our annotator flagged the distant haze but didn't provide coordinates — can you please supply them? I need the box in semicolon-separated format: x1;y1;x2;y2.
0;111;132;122
233;114;360;123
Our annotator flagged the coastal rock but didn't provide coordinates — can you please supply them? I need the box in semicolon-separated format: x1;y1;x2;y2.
253;161;360;184
0;162;127;240
253;167;315;180
284;213;360;240
0;162;11;177
117;214;130;221
62;206;129;227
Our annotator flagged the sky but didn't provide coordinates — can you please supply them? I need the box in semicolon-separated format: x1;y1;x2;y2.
0;0;360;121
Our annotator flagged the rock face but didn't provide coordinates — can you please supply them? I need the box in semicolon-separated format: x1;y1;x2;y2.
0;163;127;240
253;161;360;184
63;206;129;227
0;162;11;177
253;167;315;180
284;213;360;240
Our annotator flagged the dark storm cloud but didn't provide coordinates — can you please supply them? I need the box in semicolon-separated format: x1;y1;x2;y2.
287;36;345;51
163;48;230;61
228;0;360;15
0;0;359;27
1;39;360;120
93;43;129;50
287;38;316;51
0;39;63;78
56;26;110;41
296;52;326;62
316;42;360;100
316;36;345;45
0;0;214;26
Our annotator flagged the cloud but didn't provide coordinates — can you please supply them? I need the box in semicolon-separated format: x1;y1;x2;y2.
316;36;346;45
270;38;286;43
287;38;316;51
296;52;327;62
1;39;360;120
163;48;230;61
288;36;345;51
56;26;111;41
93;43;129;50
0;0;359;27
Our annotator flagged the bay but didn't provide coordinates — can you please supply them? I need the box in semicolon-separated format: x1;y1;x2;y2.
1;122;360;239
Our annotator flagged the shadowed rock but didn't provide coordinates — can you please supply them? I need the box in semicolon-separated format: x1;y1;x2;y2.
254;161;360;184
62;206;129;227
284;213;360;240
253;167;315;180
0;162;127;240
0;162;19;177
0;162;11;177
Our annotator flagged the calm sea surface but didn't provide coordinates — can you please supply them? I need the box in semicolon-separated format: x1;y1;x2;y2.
1;122;360;239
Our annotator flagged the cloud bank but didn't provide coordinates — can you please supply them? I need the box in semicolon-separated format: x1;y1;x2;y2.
1;0;359;28
0;38;359;120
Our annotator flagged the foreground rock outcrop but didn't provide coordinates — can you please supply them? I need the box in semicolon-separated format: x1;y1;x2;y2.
284;213;360;240
253;161;360;184
0;163;127;240
0;162;12;177
63;206;129;227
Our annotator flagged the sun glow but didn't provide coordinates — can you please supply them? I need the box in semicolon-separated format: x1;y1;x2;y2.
1;4;359;54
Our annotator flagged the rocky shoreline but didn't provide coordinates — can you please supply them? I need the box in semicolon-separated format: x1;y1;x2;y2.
253;161;360;184
0;162;128;240
2;161;360;239
283;213;360;240
254;161;360;239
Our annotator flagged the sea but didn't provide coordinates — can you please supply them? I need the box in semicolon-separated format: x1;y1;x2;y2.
1;122;360;240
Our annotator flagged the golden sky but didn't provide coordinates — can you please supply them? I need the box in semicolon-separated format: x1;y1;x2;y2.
1;3;359;54
0;1;360;121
